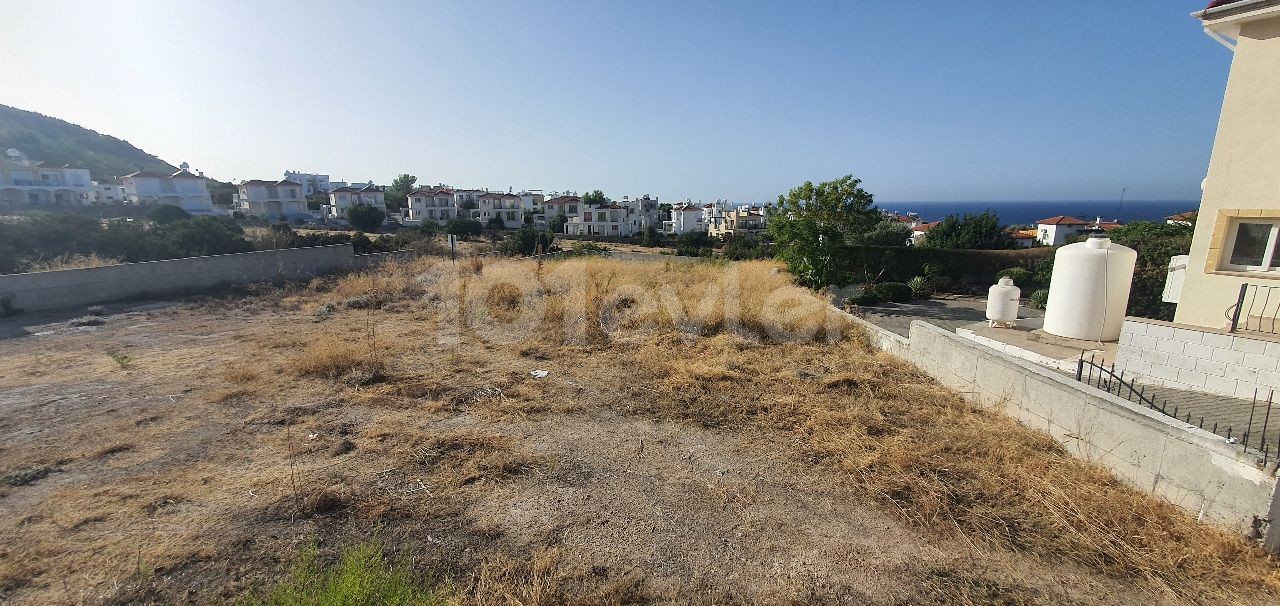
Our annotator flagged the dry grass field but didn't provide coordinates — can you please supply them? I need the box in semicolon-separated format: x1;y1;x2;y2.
1;255;1278;605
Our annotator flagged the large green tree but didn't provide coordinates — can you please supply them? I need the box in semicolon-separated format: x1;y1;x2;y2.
863;218;912;247
1108;221;1193;321
766;175;881;287
919;211;1016;250
582;190;608;207
384;174;417;211
445;218;483;239
500;226;555;256
346;204;386;232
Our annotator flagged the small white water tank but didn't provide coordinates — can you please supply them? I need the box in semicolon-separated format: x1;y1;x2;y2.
986;277;1021;323
1043;235;1138;341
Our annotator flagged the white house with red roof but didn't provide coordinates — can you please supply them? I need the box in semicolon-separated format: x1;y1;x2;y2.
474;192;523;228
543;195;582;223
664;203;705;235
1034;216;1091;246
910;221;939;245
324;184;385;222
122;162;215;214
239;178;309;220
404;186;457;226
1;148;94;207
566;202;631;236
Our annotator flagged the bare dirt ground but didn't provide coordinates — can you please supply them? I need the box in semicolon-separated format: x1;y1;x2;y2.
0;257;1276;605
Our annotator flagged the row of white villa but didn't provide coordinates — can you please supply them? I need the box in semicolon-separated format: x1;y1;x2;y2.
0;148;218;214
3;148;1178;246
1;151;769;238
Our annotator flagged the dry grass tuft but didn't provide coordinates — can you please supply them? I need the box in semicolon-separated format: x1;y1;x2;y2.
220;363;260;384
25;252;121;273
88;443;134;459
467;548;648;606
413;428;541;487
287;339;389;384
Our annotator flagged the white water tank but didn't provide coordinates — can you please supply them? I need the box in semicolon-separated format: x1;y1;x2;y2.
1043;235;1137;342
986;277;1021;323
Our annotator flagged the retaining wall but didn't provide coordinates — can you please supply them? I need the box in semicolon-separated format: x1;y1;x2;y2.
0;245;391;313
1115;317;1280;400
849;313;1280;548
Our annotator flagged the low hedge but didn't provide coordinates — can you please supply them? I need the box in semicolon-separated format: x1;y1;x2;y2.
871;281;913;303
843;245;1051;286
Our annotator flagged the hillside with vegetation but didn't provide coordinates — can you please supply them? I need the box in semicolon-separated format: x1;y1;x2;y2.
0;104;177;180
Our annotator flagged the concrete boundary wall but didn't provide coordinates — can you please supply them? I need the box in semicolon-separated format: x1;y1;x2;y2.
849;313;1280;547
844;312;910;358
0;245;388;313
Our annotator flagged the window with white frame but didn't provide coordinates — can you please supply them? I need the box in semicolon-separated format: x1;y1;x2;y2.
1223;219;1280;272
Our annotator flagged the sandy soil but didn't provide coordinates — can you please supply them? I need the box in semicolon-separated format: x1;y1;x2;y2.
0;263;1262;605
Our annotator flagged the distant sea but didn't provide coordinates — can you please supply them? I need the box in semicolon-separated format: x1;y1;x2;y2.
874;200;1198;226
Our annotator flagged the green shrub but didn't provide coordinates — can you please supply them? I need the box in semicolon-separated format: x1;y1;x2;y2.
640;225;663;248
444;218;483;239
147;204;192;225
244;541;453;606
921;263;945;280
907;276;934;300
722;236;771;260
995;267;1037;289
675;232;716;257
568;241;611;257
346;204;386;232
1027;288;1050;311
871;281;912;303
846;292;880;306
931;274;956;294
1032;256;1055;288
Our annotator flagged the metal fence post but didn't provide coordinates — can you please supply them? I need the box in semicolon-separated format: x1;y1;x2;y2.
1230;283;1248;333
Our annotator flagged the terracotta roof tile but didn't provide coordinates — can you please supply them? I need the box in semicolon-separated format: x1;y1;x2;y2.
1036;215;1090;226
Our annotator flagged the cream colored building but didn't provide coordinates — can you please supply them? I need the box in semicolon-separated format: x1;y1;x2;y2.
1110;0;1280;401
707;207;767;239
1175;0;1280;329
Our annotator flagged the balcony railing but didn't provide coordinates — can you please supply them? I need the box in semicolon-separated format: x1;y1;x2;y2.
1229;283;1280;335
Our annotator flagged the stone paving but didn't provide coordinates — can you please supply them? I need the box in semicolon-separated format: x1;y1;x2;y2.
852;296;1045;337
1079;367;1280;453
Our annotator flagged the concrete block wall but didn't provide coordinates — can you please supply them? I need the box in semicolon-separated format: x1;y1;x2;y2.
857;319;1280;548
1115;317;1280;400
0;245;361;314
841;311;910;358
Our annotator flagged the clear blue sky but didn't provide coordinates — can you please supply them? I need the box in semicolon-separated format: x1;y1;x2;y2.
0;1;1229;203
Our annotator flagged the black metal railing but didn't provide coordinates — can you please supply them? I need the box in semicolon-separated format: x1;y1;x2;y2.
1229;283;1280;335
1075;353;1278;462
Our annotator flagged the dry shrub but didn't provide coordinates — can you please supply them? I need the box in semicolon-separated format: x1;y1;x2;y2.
329;256;441;306
287;339;388;383
468;548;647;606
220;363;260;384
413;428;541;487
25;252;121;273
